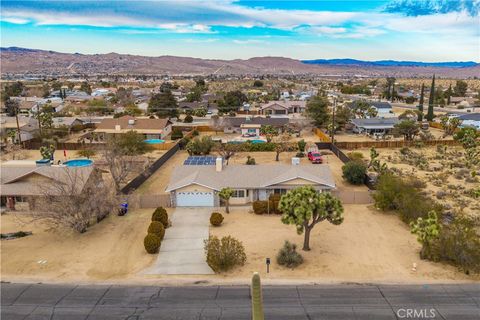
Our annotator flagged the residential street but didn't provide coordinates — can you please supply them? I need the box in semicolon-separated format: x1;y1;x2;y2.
1;283;479;319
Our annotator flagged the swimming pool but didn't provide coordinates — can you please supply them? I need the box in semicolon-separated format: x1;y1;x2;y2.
251;139;266;144
144;139;165;144
64;159;94;167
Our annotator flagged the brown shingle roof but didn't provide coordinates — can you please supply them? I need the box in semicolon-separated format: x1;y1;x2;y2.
95;115;171;131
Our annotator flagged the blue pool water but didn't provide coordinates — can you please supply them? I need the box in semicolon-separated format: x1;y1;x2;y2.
64;159;93;167
144;139;165;144
251;139;266;144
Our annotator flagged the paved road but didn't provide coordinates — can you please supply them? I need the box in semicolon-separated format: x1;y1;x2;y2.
2;283;479;319
143;208;213;275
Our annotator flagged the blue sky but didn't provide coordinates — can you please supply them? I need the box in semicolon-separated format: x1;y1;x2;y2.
1;0;479;61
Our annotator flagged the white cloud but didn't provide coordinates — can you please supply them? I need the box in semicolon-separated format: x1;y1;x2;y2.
233;39;267;44
0;16;30;24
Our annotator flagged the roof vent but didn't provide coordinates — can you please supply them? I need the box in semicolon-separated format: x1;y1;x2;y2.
128;119;135;125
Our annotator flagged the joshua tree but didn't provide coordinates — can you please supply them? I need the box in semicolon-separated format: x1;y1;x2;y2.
279;186;344;251
410;211;441;259
219;187;234;213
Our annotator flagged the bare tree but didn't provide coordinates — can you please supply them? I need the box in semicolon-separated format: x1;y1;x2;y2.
273;133;295;161
211;115;226;134
103;140;135;192
35;167;117;233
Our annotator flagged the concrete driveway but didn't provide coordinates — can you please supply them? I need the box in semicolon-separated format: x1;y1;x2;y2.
144;207;214;275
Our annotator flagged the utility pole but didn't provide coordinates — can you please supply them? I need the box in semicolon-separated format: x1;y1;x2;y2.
331;97;336;144
14;105;22;144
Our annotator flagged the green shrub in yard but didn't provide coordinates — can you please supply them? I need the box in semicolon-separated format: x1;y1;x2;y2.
171;128;184;140
204;235;246;272
342;161;367;185
184;115;193;123
210;212;224;226
347;151;364;162
269;194;282;214
373;173;442;223
252;200;268;214
432;216;480;274
148;221;165;240
276;241;304;268
152;207;169;228
144;233;161;254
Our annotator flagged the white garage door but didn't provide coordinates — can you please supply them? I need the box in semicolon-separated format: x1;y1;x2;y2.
176;191;214;207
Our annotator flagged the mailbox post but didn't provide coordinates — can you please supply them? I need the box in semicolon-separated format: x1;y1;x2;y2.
266;258;271;273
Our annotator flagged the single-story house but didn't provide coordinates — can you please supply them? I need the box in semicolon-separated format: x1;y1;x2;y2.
222;116;289;134
94;115;172;139
260;100;306;116
0;162;99;211
458;113;480;130
240;123;261;137
0;116;39;143
350;117;400;135
165;160;335;207
349;100;394;118
450;97;477;108
178;101;208;111
52;117;85;130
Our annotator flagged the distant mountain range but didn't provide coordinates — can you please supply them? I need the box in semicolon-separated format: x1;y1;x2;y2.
302;58;478;68
1;47;478;78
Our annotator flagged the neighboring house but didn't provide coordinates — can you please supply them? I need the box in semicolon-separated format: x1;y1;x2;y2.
92;89;112;97
240;124;261;137
0;116;39;143
165;159;335;207
349;100;394;118
350;117;400;135
0;162;100;211
178;101;208;111
450;97;477;108
94;115;172;139
52;117;85;130
222;116;289;134
457;113;480;129
260;100;306;116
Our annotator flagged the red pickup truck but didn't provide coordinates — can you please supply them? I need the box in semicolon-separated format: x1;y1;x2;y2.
307;151;323;164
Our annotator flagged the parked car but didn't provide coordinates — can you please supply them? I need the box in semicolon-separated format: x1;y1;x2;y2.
307;151;323;164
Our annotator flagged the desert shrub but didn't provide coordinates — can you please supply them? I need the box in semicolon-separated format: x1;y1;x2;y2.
269;193;282;214
432;216;480;274
243;142;276;152
347;151;364;161
210;212;224;226
184;114;193;123
276;240;304;268
192;129;199;137
246;155;256;165
186;136;214;155
373;173;441;223
252;200;268;215
171;128;184;140
342;161;367;185
297;139;306;152
144;233;161;254
295;152;305;158
406;176;427;189
204;235;247;272
152;207;169;228
77;149;96;159
148;221;165;240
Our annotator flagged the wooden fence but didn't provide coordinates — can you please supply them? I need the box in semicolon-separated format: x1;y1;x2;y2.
332;190;373;204
128;194;172;208
120;142;180;194
23;141;107;150
335;139;459;150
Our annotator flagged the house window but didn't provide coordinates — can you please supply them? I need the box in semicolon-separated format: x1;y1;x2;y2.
232;190;246;198
273;189;287;195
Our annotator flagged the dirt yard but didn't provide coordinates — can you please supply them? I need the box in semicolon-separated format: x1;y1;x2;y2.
0;209;160;283
209;205;476;283
350;146;480;218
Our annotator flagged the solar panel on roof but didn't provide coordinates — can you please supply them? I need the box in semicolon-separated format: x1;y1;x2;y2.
184;155;219;166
